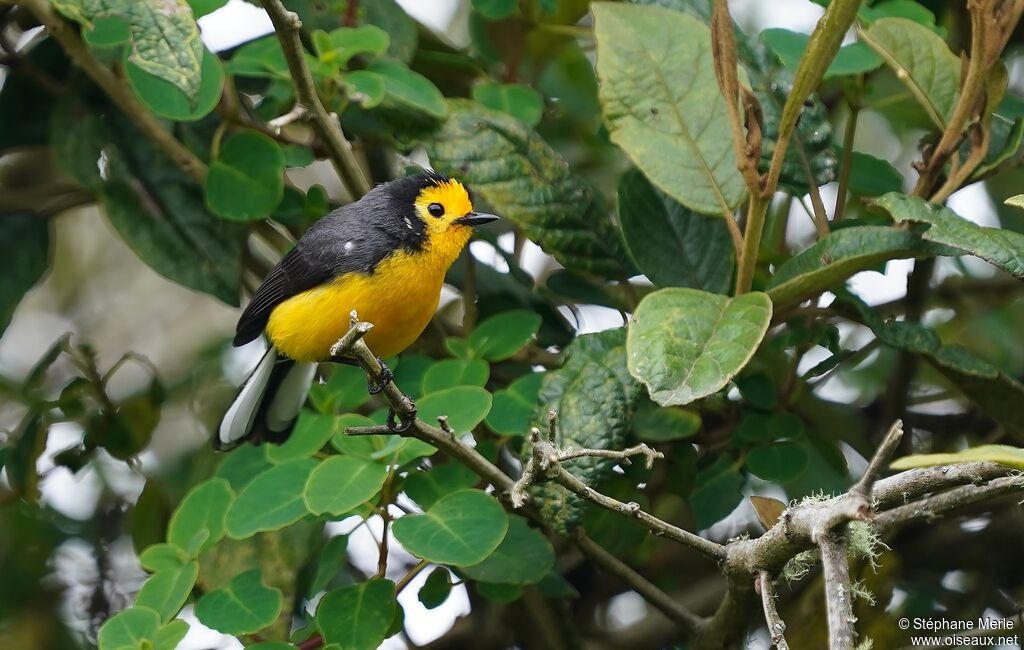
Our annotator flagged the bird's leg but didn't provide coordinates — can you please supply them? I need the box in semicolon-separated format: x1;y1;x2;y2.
367;357;393;395
387;403;417;433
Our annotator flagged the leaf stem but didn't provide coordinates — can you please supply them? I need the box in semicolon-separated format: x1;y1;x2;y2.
833;95;861;223
261;0;371;198
20;0;207;184
735;194;769;294
395;559;430;595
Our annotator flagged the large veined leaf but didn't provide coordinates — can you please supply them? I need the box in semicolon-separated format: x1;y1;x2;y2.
593;3;745;216
424;100;633;277
872;193;1024;279
631;0;837;191
627;288;772;406
50;99;245;305
861;17;960;128
617;169;734;293
768;226;945;309
52;0;204;101
529;328;641;533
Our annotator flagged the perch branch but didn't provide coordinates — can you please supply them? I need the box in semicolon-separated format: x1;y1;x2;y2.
758;571;790;650
261;0;371;198
819;531;857;650
20;0;207;184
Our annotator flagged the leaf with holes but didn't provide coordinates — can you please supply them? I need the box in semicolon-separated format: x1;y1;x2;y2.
628;288;772;406
392;489;508;565
593;3;745;215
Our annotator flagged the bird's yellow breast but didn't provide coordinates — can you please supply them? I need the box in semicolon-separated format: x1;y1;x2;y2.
265;231;468;362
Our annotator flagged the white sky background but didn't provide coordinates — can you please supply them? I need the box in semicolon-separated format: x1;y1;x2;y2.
9;0;1011;648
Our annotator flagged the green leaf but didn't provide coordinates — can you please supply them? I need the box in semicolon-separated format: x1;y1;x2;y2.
593;3;744;215
205;131;286;221
214;444;273;491
316;579;397;650
416;386;492;433
53;0;204;100
737;411;805;442
461;516;554;584
627;289;772;406
859;0;943;34
531;329;640;533
617;169;734;293
403;462;480;510
473;0;518;20
0;40;69;151
761;28;881;79
84;14;130;47
224;459;318;539
167;478;233;556
344;70;387;108
768;226;939;309
0;212;49;336
303;455;389;516
392;489;509;565
126;46;224;121
309;364;371;414
861;17;960;128
225;36;292;79
135;561;198;622
266;411;337;463
835;146;904;197
891;444;1024;471
746;442;809;482
366;58;447;119
308;535;349;596
421;359;490;393
139;543;187;572
153;619;189;650
418;568;453;609
871;193;1024;279
97;607;160;650
476;582;522;602
315;26;389;68
471;83;543;127
188;0;226;18
194;569;283;635
690;456;744;529
467;310;542;361
632;402;701;442
424;100;634;277
486;372;545;436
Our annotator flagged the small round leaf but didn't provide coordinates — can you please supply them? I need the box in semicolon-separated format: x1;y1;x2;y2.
224;458;317;539
467;310;542;361
304;455;390;516
460;516;554;584
194;570;282;635
205;131;286;221
316;579;397;650
167;478;233;556
97;607;160;650
415;386;492;433
392;489;508;565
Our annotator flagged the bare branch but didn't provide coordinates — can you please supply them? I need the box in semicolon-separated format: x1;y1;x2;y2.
758;571;790;650
820;532;857;650
847;420;904;515
261;0;371;198
873;473;1024;531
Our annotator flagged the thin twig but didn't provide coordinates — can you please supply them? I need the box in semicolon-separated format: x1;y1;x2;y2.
758;571;790;650
847;420;904;515
819;531;857;650
395;559;430;595
20;0;207;183
261;0;371;198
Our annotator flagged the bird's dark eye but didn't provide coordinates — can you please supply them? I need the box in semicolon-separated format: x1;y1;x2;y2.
428;202;445;218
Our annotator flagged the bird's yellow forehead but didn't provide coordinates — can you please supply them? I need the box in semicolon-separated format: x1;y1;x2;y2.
415;179;473;217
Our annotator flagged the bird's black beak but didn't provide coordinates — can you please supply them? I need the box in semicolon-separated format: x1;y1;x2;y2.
454;212;500;227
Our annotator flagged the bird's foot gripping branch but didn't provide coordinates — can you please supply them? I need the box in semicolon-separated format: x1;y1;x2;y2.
328;320;1024;650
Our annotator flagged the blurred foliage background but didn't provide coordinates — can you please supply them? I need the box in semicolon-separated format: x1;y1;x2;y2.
3;0;1024;648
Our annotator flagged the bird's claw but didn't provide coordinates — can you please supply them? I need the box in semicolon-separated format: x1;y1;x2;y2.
387;406;416;433
368;358;393;395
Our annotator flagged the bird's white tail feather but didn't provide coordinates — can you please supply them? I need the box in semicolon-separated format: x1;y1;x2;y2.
219;347;279;447
266;362;317;433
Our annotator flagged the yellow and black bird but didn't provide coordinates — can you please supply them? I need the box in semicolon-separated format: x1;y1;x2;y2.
216;171;498;449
